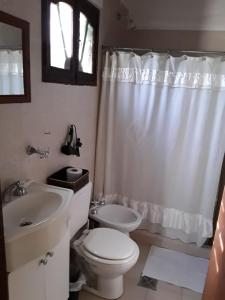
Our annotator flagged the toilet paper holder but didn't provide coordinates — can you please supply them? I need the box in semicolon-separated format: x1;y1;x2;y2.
47;167;89;193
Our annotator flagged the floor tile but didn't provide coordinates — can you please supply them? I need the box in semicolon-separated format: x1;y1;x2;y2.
79;290;104;300
132;230;210;259
138;244;151;265
131;231;152;248
120;277;148;300
146;282;182;300
125;244;150;283
182;288;202;300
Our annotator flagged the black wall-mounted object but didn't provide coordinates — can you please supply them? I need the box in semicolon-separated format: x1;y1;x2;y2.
61;125;82;156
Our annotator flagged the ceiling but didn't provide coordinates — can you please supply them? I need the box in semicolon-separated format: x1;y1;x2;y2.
121;0;225;31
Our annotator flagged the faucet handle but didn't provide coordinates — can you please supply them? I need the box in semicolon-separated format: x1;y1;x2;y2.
90;207;97;215
99;199;105;206
90;200;96;207
91;199;99;206
39;147;50;159
16;180;25;187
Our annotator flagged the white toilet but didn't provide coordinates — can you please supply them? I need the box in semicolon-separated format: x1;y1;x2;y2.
69;183;140;299
74;228;139;299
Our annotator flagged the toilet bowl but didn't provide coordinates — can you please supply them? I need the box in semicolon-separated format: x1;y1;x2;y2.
74;227;139;299
89;204;142;234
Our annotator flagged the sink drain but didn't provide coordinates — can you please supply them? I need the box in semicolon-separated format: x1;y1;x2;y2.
20;220;33;227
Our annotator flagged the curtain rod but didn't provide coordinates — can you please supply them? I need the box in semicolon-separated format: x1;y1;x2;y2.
102;46;225;57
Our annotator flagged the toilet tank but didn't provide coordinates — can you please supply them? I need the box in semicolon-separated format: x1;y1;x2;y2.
69;182;92;239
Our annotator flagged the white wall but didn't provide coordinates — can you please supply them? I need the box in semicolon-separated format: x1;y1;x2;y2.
122;0;225;31
101;0;128;46
0;0;99;187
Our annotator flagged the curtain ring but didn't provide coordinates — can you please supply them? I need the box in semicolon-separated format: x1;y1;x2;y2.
202;57;206;61
166;50;171;59
183;55;188;60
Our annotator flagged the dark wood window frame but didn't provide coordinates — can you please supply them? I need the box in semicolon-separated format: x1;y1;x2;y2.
42;0;99;86
0;10;31;104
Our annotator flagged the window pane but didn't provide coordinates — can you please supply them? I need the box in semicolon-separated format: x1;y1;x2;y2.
50;2;73;69
78;12;94;74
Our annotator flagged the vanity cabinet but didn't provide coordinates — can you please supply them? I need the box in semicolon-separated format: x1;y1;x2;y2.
45;231;70;300
8;230;70;300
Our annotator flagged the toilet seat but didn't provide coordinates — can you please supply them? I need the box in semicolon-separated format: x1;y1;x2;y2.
83;228;136;260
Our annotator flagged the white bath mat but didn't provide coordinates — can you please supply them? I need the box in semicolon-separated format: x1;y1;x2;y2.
142;246;209;293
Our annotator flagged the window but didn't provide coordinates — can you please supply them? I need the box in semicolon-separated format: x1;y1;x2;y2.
42;0;99;86
50;2;73;69
77;0;99;85
79;12;93;74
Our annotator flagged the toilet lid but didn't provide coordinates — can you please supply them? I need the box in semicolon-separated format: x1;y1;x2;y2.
83;228;136;260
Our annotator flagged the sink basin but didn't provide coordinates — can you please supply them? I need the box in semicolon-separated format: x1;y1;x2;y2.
3;181;73;272
4;191;62;235
89;204;142;234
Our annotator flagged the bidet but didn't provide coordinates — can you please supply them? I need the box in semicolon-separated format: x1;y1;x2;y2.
89;204;142;234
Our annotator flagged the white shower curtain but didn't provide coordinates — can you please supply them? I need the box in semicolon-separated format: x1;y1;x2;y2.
0;50;24;95
94;51;225;246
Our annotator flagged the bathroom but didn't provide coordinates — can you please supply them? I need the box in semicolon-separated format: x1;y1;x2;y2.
0;0;225;299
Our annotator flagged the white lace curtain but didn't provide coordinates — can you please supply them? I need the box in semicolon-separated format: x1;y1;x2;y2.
94;51;225;246
103;52;225;89
0;50;24;95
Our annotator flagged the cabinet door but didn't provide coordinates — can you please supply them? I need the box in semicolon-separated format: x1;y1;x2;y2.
8;255;46;300
46;230;70;300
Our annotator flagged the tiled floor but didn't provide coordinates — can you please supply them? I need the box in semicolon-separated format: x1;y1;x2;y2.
79;230;209;300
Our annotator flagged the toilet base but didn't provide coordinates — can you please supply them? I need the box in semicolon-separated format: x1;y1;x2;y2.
84;275;123;299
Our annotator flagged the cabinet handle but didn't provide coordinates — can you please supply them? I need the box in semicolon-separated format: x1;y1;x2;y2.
39;258;48;265
46;251;54;258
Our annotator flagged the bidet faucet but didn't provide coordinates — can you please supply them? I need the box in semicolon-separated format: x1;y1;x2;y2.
90;199;105;214
2;181;27;206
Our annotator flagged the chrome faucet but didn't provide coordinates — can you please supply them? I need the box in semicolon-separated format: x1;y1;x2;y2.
26;145;49;159
3;181;27;205
90;199;105;215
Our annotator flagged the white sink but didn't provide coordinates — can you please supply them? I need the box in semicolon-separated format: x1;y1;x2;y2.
4;191;62;235
89;204;142;234
3;181;73;272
